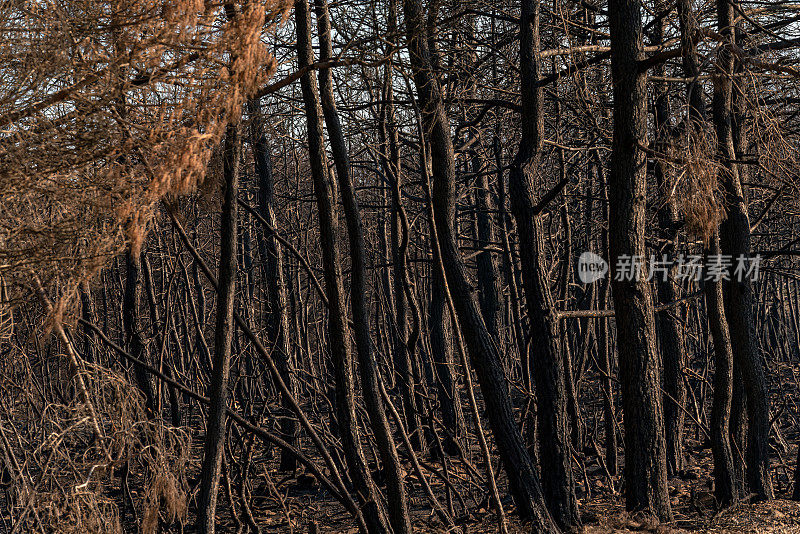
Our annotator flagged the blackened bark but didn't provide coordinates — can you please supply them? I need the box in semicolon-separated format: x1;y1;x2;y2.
677;0;706;124
122;250;156;416
730;364;748;485
402;0;557;529
429;267;465;456
475;154;502;342
248;97;298;471
705;235;744;505
608;0;672;520
197;125;240;534
142;254;182;428
294;2;390;531
507;0;578;528
715;0;773;500
80;282;95;363
314;0;412;530
494;138;529;389
378;0;422;449
652;4;686;479
597;159;618;477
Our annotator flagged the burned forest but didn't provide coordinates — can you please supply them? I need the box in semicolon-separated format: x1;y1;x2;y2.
3;0;800;532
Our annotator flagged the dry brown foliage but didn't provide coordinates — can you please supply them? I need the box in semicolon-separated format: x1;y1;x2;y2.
0;346;193;532
0;0;288;312
669;127;727;244
0;1;290;530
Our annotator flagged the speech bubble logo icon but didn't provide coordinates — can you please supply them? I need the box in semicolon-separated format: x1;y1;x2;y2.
578;251;608;284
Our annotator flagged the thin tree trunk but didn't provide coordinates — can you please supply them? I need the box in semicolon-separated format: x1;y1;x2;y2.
197;125;240;534
142;253;182;428
494;138;528;388
705;234;744;505
79;282;96;363
248;96;299;471
652;2;686;479
596;154;618;478
294;2;390;531
314;0;412;530
476;155;502;343
429;265;464;456
378;0;422;448
122;250;156;416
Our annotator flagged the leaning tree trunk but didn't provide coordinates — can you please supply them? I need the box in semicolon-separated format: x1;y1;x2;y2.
197;125;240;534
507;0;578;528
608;0;672;521
314;0;412;530
294;1;391;532
402;0;557;529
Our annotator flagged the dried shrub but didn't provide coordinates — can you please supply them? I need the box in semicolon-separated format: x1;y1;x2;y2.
0;0;289;312
672;128;727;244
1;352;192;532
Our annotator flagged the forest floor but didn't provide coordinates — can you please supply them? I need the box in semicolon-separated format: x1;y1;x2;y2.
228;428;800;534
166;384;800;534
27;367;800;534
579;498;800;533
197;440;800;534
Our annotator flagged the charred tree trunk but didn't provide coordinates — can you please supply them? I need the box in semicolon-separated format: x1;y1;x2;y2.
596;156;618;477
402;0;557;529
122;250;156;416
314;0;412;530
705;235;745;505
429;265;465;456
608;0;672;520
715;0;773;500
378;0;422;450
248;96;298;471
507;0;578;528
197;125;240;534
494;138;529;388
142;253;182;428
295;2;391;531
652;4;686;479
79;282;96;363
475;157;502;343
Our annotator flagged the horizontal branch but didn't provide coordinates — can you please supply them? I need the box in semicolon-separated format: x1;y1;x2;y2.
556;289;703;320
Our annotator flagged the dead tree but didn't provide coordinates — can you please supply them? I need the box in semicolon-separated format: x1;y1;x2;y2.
402;0;558;529
314;0;412;530
608;0;672;520
197;125;241;534
507;0;579;528
715;0;773;501
295;0;391;531
248;97;299;472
